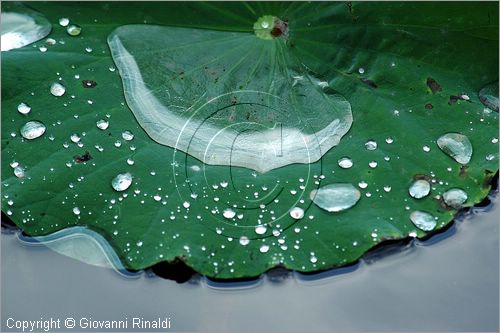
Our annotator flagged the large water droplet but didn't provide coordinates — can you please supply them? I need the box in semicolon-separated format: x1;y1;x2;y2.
20;120;46;139
58;17;69;27
239;236;250;246
437;133;472;165
66;24;81;36
111;172;132;191
96;119;109;130
255;225;267;235
50;82;66;96
17;102;31;114
479;81;499;112
14;166;25;178
365;140;377;150
1;6;51;52
121;130;134;141
409;179;431;199
443;188;468;208
310;183;361;212
338;157;353;169
259;244;270;253
289;207;304;219
410;211;436;231
222;208;236;219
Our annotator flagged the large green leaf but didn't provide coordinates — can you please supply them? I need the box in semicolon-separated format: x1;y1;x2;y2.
1;1;498;279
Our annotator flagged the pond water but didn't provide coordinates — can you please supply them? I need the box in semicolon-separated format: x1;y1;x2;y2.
1;193;498;332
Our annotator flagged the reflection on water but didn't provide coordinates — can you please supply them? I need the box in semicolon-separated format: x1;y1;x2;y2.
1;189;498;331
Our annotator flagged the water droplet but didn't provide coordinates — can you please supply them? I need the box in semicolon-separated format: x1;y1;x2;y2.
73;207;80;215
310;183;361;212
492;138;498;144
70;133;80;143
14;166;25;178
261;21;270;29
66;24;81;36
183;201;190;209
289;207;304;219
338;157;353;169
39;46;47;52
17;102;31;115
486;154;495;161
358;67;365;74
126;158;134;165
423;145;431;152
368;161;378;168
223;208;236;219
310;255;318;263
96;119;109;130
259;244;270;253
111;172;132;191
85;46;93;53
255;225;267;235
443;188;468;208
437;133;472;165
10;161;19;168
383;185;392;192
410;211;436;231
358;181;368;189
50;82;66;96
409;179;431;199
479;81;499;112
1;11;51;51
121;130;134;141
385;137;394;144
20;120;46;140
239;236;250;246
58;17;69;27
365;140;377;150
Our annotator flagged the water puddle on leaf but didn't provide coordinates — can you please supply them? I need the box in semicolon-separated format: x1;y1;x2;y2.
107;25;352;173
1;3;51;52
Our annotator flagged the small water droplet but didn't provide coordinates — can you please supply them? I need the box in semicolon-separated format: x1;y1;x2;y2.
255;225;267;235
20;121;46;140
126;158;134;165
358;67;365;74
365;140;378;150
289;207;304;219
338;157;353;169
223;208;236;219
310;183;361;212
437;133;472;165
122;130;134;141
183;201;190;209
10;161;19;168
66;24;81;36
409;179;431;199
17;102;31;115
410;211;436;231
259;244;270;253
96;119;109;130
73;207;80;215
239;236;250;246
111;172;132;191
58;18;69;27
423;145;431;152
385;137;394;144
486;154;495;161
443;188;468;208
310;255;318;263
50;82;65;96
368;161;378;168
383;185;392;192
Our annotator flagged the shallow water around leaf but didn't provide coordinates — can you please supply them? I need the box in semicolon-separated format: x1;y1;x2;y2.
2;193;498;332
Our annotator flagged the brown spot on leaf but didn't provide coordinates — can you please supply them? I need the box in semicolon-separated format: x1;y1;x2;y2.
82;80;97;88
426;77;441;94
360;78;378;88
459;165;468;177
425;103;433;109
73;151;93;163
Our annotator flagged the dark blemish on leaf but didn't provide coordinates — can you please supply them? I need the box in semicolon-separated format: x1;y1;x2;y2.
414;174;433;182
426;77;441;94
360;78;378;88
425;103;433;109
448;95;460;105
82;80;97;88
73;151;93;163
459;165;468;177
346;1;353;13
271;19;288;39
